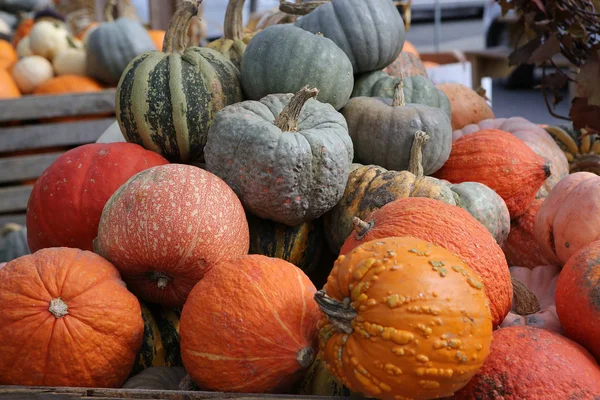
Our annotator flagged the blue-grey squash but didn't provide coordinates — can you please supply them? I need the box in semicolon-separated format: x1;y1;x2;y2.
0;223;30;263
85;2;155;85
116;1;243;163
342;80;452;175
204;87;354;226
0;0;50;13
294;0;405;74
240;24;354;111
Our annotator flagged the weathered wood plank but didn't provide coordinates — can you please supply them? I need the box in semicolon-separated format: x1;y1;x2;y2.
0;118;115;153
0;153;64;184
0;213;26;226
0;185;33;214
0;90;116;122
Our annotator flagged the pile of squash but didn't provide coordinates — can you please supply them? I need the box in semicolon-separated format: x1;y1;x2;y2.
1;0;600;399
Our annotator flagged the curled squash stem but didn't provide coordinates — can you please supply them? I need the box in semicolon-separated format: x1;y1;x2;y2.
391;74;406;107
49;298;69;318
314;290;357;335
511;276;541;315
274;86;319;132
223;0;246;41
163;0;202;54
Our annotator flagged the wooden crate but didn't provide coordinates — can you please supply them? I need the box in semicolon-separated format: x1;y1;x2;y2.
0;90;117;226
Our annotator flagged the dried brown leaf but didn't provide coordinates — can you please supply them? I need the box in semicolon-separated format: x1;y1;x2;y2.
529;34;561;64
571;97;600;131
576;53;600;106
509;38;541;66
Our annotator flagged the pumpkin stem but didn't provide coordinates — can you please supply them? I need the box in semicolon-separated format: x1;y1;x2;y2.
314;290;356;334
163;0;201;54
1;223;23;236
279;0;329;15
408;130;430;178
150;272;172;289
48;298;69;318
511;276;541;315
391;75;406;107
352;217;373;240
274;86;319;132
296;347;315;368
223;0;245;41
104;0;117;21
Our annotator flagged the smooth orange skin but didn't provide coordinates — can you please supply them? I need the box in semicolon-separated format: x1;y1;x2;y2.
436;83;494;131
321;237;492;400
0;248;144;387
0;69;21;98
0;40;17;70
180;255;321;393
434;129;549;219
33;75;103;94
555;240;600;361
340;197;512;327
452;326;600;399
534;171;600;264
95;164;250;308
502;199;561;268
149;30;166;50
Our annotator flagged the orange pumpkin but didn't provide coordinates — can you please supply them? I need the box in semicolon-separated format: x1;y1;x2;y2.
0;40;17;70
452;326;600;399
0;247;144;387
0;69;21;99
555;240;600;361
534;171;600;264
434;129;551;219
423;61;440;68
502;199;561;268
383;52;428;78
180;255;321;393
340;197;512;327
33;75;104;95
149;30;166;50
402;40;419;57
500;265;562;333
12;18;34;47
319;236;493;400
436;82;495;130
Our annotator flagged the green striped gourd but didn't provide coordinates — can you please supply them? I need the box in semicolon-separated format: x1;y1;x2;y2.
116;0;243;163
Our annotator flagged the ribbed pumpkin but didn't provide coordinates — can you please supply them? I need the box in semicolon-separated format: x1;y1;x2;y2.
343;80;452;175
0;223;30;263
33;75;103;95
0;39;17;69
0;248;144;387
534;172;600;264
502;199;560;268
26;143;168;253
435;129;551;219
453;117;569;198
351;70;451;116
180;255;321;393
0;69;21;99
204;87;353;226
206;0;257;68
340;197;512;326
240;24;354;111
294;0;405;74
555;240;600;360
545;124;600;174
383;51;428;78
318;236;493;400
452;326;600;399
500;265;562;333
94;164;250;308
247;213;324;275
116;1;243;163
436;82;494;130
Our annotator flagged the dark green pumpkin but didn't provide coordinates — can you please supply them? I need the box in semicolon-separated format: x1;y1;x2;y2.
294;0;405;74
205;87;354;226
352;70;451;116
116;1;243;163
247;213;324;275
0;223;30;263
240;24;354;111
342;81;452;175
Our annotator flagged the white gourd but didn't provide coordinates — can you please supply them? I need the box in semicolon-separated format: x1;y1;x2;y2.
12;56;54;94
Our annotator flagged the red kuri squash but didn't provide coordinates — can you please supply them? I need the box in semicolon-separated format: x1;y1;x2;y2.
26;143;169;252
94;164;250;308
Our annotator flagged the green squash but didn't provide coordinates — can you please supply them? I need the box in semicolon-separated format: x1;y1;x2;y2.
116;1;243;163
342;79;452;175
240;24;354;111
122;367;187;390
294;0;405;74
293;353;350;396
352;70;451;116
0;223;30;263
205;87;354;226
247;213;324;275
86;1;155;85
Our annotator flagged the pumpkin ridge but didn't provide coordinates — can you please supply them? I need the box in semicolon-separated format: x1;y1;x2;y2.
168;54;191;160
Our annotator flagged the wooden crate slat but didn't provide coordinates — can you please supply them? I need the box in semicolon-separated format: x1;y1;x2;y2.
0;152;64;184
0;214;26;226
0;118;115;153
0;90;116;122
0;185;33;214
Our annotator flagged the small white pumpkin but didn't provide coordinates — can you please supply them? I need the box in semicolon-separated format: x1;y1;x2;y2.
28;20;70;60
16;36;34;58
53;38;86;76
0;18;10;36
12;55;54;94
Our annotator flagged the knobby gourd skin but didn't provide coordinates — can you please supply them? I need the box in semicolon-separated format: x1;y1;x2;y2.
204;87;354;226
317;236;493;400
240;24;354;111
116;0;243;163
294;0;405;74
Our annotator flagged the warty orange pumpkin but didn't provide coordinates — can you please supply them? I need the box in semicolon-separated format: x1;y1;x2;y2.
318;236;493;400
0;247;144;387
340;197;512;327
180;255;321;393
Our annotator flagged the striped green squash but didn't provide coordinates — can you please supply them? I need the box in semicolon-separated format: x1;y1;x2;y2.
116;1;243;163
